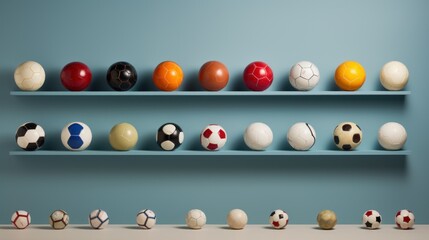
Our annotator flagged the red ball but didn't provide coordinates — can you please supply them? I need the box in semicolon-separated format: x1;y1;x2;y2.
243;61;273;91
61;62;92;91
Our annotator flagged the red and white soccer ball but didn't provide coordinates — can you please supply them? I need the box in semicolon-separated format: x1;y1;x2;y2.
362;210;382;229
395;209;415;229
11;210;31;229
200;124;227;151
269;209;289;229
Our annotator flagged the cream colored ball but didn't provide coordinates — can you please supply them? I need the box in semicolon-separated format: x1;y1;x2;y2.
378;122;407;150
227;209;248;229
317;210;337;230
109;123;138;150
380;61;409;90
14;61;46;91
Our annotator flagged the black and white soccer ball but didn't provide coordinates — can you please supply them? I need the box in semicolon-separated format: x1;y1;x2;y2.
156;123;184;151
333;122;362;150
269;209;289;229
15;122;45;151
89;209;109;229
362;210;382;229
136;209;156;229
49;209;69;230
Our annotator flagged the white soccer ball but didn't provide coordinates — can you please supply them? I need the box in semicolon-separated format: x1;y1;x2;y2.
15;122;45;151
200;124;227;150
61;122;92;151
395;209;415;229
186;209;207;229
89;209;109;229
269;209;289;229
289;61;320;91
362;210;382;229
378;122;407;150
244;122;273;150
49;209;69;230
14;61;46;91
136;209;156;229
11;210;31;229
227;209;248;229
287;122;316;150
380;61;409;90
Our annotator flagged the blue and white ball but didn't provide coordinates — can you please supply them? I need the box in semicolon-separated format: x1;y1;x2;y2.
61;122;92;151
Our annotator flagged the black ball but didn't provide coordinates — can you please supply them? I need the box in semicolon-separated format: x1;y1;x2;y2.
106;61;137;91
156;123;184;151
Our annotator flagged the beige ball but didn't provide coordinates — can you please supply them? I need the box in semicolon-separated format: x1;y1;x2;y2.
227;209;248;229
109;123;138;150
380;61;409;90
14;61;46;91
317;210;337;230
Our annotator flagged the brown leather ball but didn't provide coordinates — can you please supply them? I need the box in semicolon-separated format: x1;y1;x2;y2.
199;61;229;91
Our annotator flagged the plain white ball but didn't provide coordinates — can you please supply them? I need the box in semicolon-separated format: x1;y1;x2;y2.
227;209;248;229
289;61;320;91
14;61;46;91
378;122;407;150
380;61;409;90
244;122;273;150
186;209;207;229
287;122;316;150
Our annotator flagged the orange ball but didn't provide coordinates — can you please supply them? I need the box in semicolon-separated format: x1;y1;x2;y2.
335;61;366;91
199;61;229;91
153;61;183;91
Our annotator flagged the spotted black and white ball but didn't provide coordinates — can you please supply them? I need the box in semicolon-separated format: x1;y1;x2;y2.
156;123;184;151
61;122;92;151
287;122;316;151
15;122;45;151
269;209;289;229
333;122;362;150
136;209;156;229
362;210;382;229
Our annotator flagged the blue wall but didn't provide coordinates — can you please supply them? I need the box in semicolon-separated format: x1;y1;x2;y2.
1;0;428;224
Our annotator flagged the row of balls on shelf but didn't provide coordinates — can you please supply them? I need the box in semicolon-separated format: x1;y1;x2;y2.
10;208;415;230
14;60;409;92
15;121;407;151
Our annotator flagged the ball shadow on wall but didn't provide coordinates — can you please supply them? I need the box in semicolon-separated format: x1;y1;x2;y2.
182;69;201;91
230;72;247;91
88;68;110;91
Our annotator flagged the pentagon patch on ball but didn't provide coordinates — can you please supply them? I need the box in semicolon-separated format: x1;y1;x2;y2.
156;123;184;151
15;122;45;151
136;209;157;229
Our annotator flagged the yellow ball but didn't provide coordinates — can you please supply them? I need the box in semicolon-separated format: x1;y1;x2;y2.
335;61;366;91
317;210;337;230
109;123;138;151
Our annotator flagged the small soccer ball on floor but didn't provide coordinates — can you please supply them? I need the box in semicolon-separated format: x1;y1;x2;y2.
287;122;316;151
333;122;362;151
61;122;92;151
156;123;184;151
153;61;184;91
15;122;45;151
244;122;273;150
136;209;156;229
269;209;289;229
395;209;415;229
11;210;31;229
89;209;109;229
186;209;207;229
227;209;248;230
362;210;382;229
106;61;138;91
335;61;366;91
49;209;69;230
109;123;139;151
243;61;274;91
317;210;337;230
380;61;409;90
289;61;320;91
200;124;227;151
14;61;45;91
378;122;407;150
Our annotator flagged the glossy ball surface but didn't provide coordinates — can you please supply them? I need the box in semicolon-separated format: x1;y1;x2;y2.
380;61;409;90
317;210;337;230
378;122;407;150
244;122;273;150
199;61;229;91
153;61;183;91
335;61;366;91
61;62;92;91
14;61;45;91
243;61;274;91
227;209;248;230
109;123;138;151
156;123;184;151
106;61;138;91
